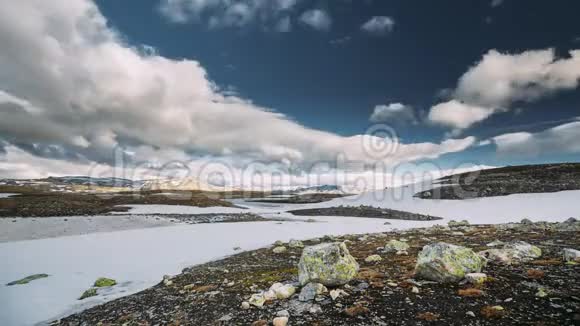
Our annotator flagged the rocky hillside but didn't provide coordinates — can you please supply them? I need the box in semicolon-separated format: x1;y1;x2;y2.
415;163;580;200
56;219;580;325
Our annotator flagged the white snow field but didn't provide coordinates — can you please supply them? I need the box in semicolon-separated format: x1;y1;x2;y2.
2;185;579;325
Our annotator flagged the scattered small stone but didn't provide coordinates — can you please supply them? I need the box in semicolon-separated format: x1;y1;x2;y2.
384;240;410;253
251;320;268;326
273;246;287;254
299;282;328;301
345;304;369;317
240;301;250;310
527;269;545;279
417;312;440;321
365;254;383;263
481;305;506;319
465;273;487;285
273;317;288;326
486;240;505;247
309;304;323;314
466;311;476;318
458;288;485;297
249;293;266;307
276;310;290;317
536;288;548;298
288;239;304;248
563;248;580;263
218;314;232;322
411;286;420;294
448;220;470;227
330;289;347;301
387;282;398;287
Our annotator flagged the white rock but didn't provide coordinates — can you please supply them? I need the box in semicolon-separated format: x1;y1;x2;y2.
273;317;288;326
274;284;296;300
240;301;250;310
249;293;266;307
465;273;487;284
411;286;420;294
264;289;277;301
276;310;290;317
466;311;476;317
330;289;347;301
563;248;580;262
273;246;287;254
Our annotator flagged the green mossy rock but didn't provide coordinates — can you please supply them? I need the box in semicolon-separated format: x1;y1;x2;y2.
79;288;97;300
298;242;359;286
6;274;49;286
415;242;485;283
94;277;117;287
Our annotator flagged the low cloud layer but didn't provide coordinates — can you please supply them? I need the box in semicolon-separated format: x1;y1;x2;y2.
0;0;474;181
491;119;580;156
429;49;580;130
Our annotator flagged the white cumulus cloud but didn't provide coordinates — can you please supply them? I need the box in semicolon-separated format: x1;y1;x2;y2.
361;16;395;35
299;9;332;31
428;48;580;130
0;0;475;181
369;103;416;124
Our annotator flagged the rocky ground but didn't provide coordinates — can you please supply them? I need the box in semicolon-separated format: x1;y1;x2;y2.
0;190;235;217
415;163;580;200
288;205;442;221
130;213;281;224
246;194;349;204
55;219;579;325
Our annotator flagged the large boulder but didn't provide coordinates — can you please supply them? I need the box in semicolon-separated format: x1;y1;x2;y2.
298;242;359;286
479;241;541;265
415;242;485;283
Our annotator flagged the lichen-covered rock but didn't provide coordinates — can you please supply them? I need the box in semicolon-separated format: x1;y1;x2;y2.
479;241;541;265
415;242;485;283
298;242;359;286
249;293;266;307
448;220;470;227
270;283;296;299
384;240;410;253
364;254;382;263
563;248;580;263
94;277;117;287
465;273;488;285
298;282;328;301
288;239;304;248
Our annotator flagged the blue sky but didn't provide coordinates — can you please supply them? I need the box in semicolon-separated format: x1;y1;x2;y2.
0;0;579;185
97;0;580;162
